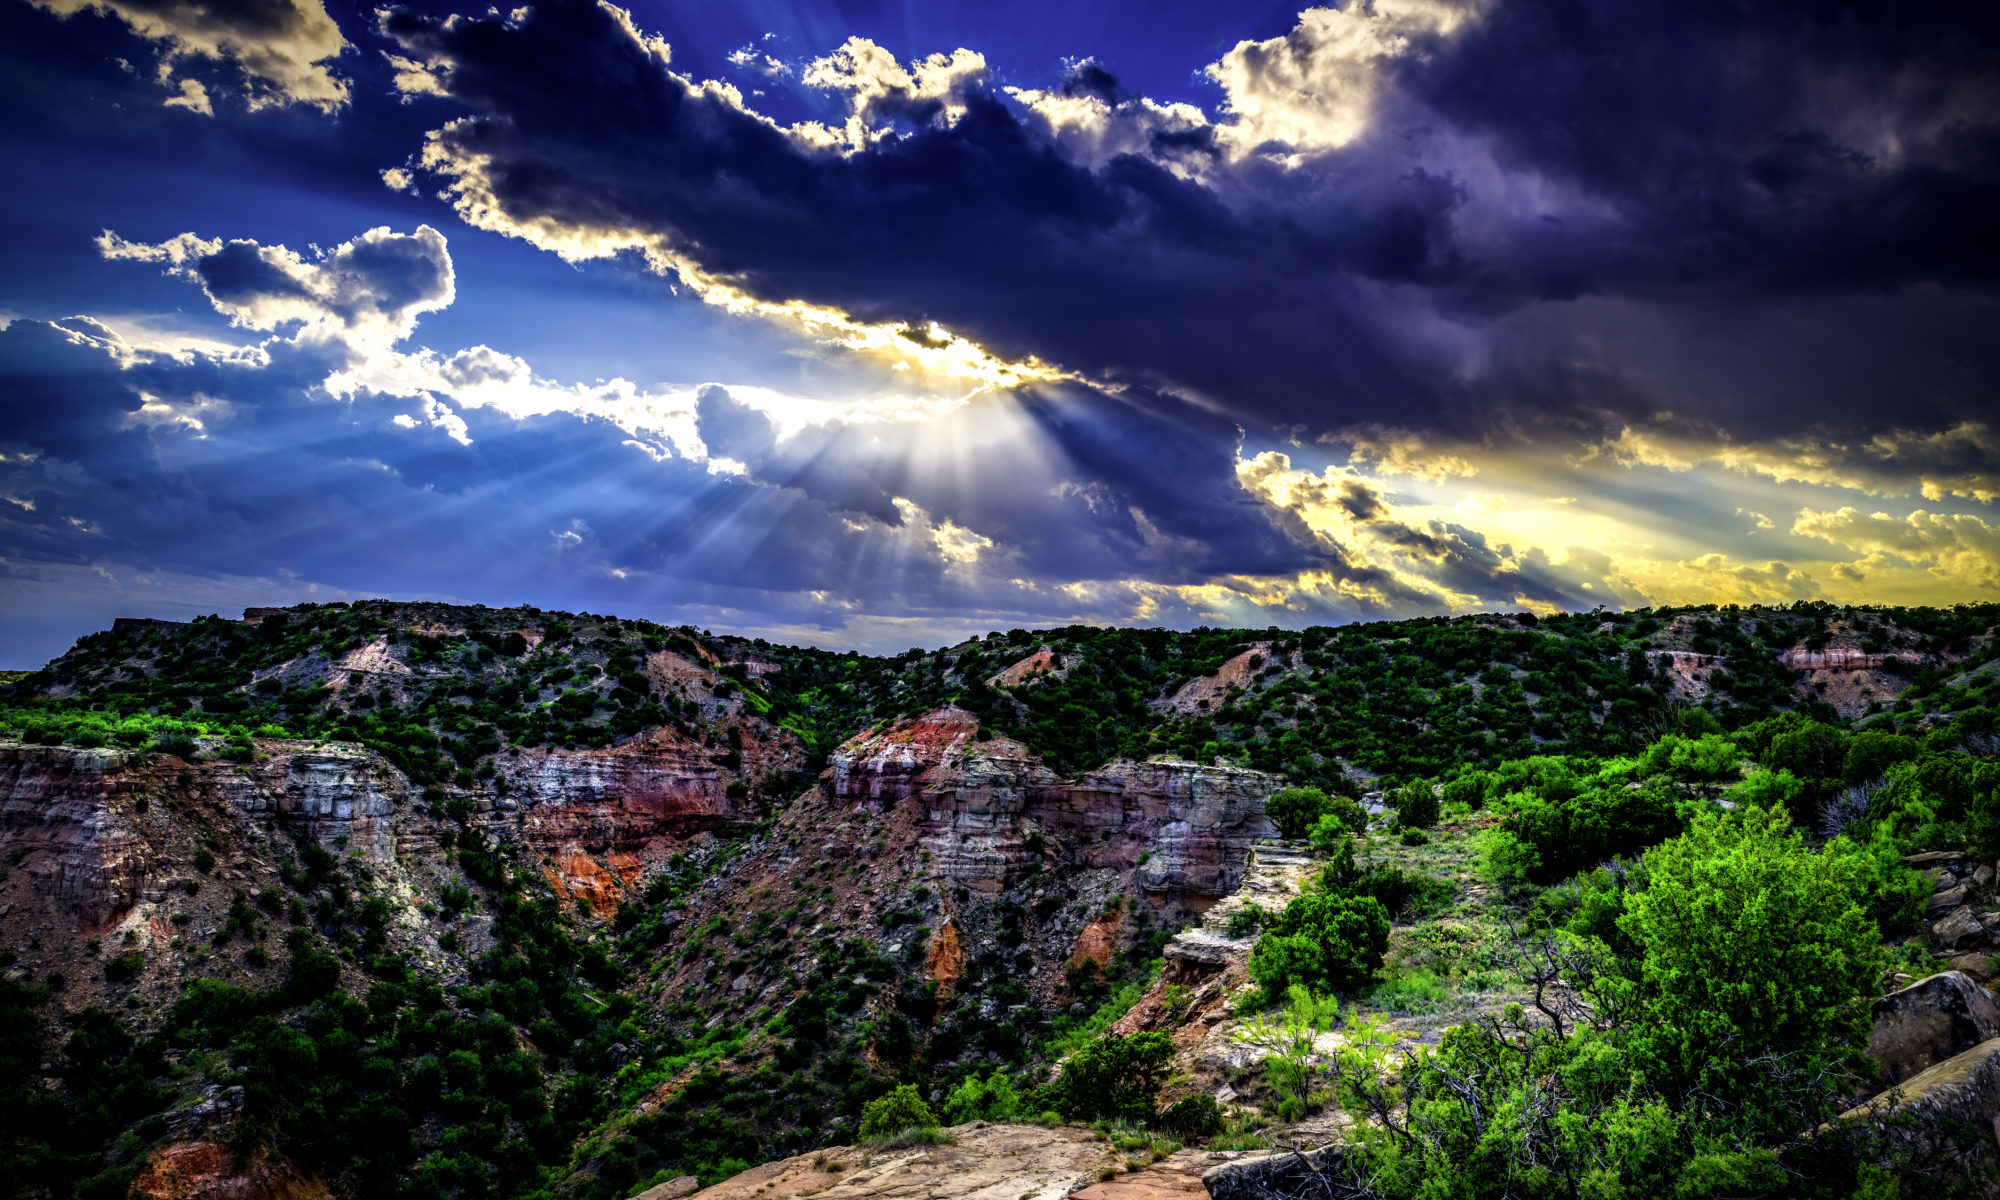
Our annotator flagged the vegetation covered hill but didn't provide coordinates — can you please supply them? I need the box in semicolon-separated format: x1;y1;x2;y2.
1;598;1998;1200
12;598;1997;787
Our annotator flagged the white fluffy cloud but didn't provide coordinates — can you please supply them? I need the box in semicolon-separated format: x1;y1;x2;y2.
1205;0;1484;159
97;225;454;351
1794;507;2000;591
1601;419;2000;504
31;0;349;113
797;37;988;150
88;222;959;466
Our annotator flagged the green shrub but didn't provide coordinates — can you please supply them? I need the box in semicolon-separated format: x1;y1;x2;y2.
1266;786;1331;840
1440;773;1486;810
1050;1033;1176;1122
1351;866;1454;920
941;1069;1022;1124
1225;905;1266;938
859;1084;937;1139
1842;730;1921;785
1314;838;1453;919
1485;774;1682;886
102;952;144;983
1157;1094;1224;1140
1248;893;1389;996
1638;733;1741;785
1764;721;1850;784
1391;781;1438;830
1308;795;1370;850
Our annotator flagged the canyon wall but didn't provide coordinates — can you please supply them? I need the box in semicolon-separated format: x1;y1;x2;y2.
0;723;788;998
830;707;1278;904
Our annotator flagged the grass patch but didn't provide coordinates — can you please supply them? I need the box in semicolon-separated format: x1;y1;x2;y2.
1366;967;1452;1013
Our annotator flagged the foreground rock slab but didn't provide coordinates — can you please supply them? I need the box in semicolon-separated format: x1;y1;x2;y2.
1202;1147;1345;1200
1869;970;2000;1086
1072;1150;1243;1198
1840;1035;2000;1192
685;1124;1135;1200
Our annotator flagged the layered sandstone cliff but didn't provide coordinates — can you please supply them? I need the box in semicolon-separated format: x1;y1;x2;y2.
830;707;1277;904
0;721;789;1007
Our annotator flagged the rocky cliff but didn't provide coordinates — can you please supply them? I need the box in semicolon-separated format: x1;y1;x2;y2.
0;721;790;1008
832;707;1277;905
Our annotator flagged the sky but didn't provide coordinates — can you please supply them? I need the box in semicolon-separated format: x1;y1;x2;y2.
0;0;1995;666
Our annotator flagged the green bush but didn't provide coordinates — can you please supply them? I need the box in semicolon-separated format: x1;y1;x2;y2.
1485;774;1682;886
1315;838;1454;919
1307;795;1370;851
859;1084;937;1139
1841;730;1921;784
1391;781;1438;830
1440;774;1486;809
1225;905;1266;938
101;952;144;983
1638;733;1741;785
1266;786;1332;840
1248;893;1390;996
941;1069;1021;1124
1764;721;1850;784
1622;804;1881;1075
1050;1033;1175;1122
1157;1094;1224;1140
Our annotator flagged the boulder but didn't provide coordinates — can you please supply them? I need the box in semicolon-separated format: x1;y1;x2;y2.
1202;1147;1345;1200
632;1180;699;1200
1935;907;1987;952
1907;850;1971;868
1839;1037;2000;1193
1953;955;1998;985
1870;971;2000;1086
1934;884;1972;917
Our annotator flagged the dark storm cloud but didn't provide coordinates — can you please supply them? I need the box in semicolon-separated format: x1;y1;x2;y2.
379;0;2000;445
1401;0;2000;299
378;2;1471;428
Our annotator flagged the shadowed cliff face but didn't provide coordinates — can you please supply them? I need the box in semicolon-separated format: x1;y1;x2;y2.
831;707;1279;904
0;722;793;1008
0;702;1269;1018
0;743;160;930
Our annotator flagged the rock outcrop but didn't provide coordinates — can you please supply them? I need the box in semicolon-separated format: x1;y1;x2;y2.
681;1123;1147;1200
1201;1146;1346;1200
499;724;800;910
1914;852;2000;965
129;1140;327;1200
0;743;157;929
0;722;787;995
832;708;1279;903
1871;971;2000;1086
1070;1150;1231;1198
1839;1037;2000;1193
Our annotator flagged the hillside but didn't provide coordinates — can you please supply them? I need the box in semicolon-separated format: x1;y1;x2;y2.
1;599;1999;1200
